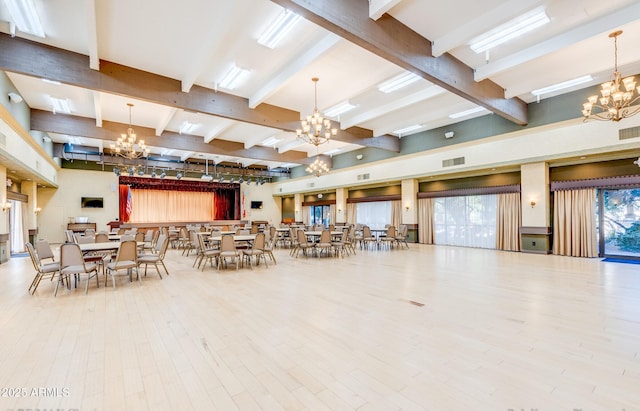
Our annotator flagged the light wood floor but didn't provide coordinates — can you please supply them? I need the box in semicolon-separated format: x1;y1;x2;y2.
1;243;639;411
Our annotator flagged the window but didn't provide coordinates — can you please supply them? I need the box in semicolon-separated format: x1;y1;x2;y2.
356;201;391;228
433;195;497;248
309;205;330;226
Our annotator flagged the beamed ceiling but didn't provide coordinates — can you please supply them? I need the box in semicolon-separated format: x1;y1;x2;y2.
1;0;640;182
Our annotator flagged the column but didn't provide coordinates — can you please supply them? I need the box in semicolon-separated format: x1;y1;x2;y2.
294;193;303;223
520;162;551;253
0;165;8;262
335;187;347;224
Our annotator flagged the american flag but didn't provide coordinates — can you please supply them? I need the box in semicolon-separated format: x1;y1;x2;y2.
125;186;133;221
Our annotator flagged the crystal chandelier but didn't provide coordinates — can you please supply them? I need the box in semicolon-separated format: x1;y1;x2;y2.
110;103;150;159
306;152;330;177
582;31;640;122
297;77;337;146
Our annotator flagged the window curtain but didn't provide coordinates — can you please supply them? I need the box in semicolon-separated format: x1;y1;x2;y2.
356;201;392;228
346;203;357;225
553;188;597;257
129;189;214;223
391;200;402;229
433;195;497;248
495;193;521;251
418;198;435;244
9;200;27;253
302;206;310;225
329;204;336;225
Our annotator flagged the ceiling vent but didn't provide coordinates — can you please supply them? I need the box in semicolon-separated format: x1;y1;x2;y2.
307;182;315;188
442;156;465;167
619;126;640;140
357;173;370;181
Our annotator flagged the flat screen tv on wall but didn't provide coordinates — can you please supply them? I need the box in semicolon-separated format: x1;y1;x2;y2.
81;197;104;208
250;201;263;209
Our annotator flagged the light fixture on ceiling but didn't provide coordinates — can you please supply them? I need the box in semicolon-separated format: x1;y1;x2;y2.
4;0;45;38
50;96;71;114
393;124;422;137
323;101;357;118
531;75;593;101
257;9;301;49
110;103;150;160
176;171;183;180
297;77;337;177
219;65;251;90
378;72;421;93
201;158;213;181
469;8;549;53
448;106;488;119
582;31;640;122
179;121;199;135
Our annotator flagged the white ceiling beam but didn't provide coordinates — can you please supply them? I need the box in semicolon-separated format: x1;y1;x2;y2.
340;85;445;129
155;107;178;136
475;1;640;83
180;151;195;161
276;138;305;154
431;0;542;57
180;2;236;92
84;0;100;70
369;0;403;21
92;91;102;127
373;100;473;136
249;33;341;109
204;120;234;143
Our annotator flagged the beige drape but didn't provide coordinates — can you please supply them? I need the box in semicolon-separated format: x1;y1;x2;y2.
418;198;435;244
553;188;597;257
130;189;214;222
330;204;337;224
302;205;310;225
495;193;521;251
346;203;357;225
391;200;402;229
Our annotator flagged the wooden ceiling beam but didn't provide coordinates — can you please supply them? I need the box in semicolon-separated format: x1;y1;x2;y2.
30;110;315;165
0;33;399;152
270;0;528;126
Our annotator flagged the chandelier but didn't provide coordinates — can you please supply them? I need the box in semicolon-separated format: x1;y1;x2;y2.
297;77;337;146
306;152;330;177
582;31;640;122
110;103;150;159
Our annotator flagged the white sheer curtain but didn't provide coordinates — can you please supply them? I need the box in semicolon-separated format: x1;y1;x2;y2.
330;204;336;225
10;200;27;253
346;203;357;225
418;198;435;244
433;195;497;248
302;205;310;225
356;201;391;228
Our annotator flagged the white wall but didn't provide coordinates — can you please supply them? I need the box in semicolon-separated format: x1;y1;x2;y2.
240;183;282;226
37;169;119;243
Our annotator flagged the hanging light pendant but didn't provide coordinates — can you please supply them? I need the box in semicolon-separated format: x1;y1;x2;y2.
297;77;337;146
582;31;640;122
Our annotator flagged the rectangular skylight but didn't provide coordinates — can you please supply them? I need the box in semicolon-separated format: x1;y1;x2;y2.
323;101;357;118
323;148;342;156
41;78;61;85
469;8;549;53
378;72;421;93
179;121;199;135
4;0;45;38
393;124;422;136
531;75;593;97
448;106;488;119
257;9;301;49
219;65;251;90
261;136;281;146
50;97;71;114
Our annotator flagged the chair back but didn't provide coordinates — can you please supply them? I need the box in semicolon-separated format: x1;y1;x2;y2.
386;225;396;237
135;232;145;242
95;233;109;243
35;239;55;261
114;240;138;264
319;230;332;244
120;234;135;242
64;230;75;243
84;228;96;236
60;243;86;268
76;235;95;244
297;229;310;245
220;235;237;252
250;225;259;234
144;229;155;242
363;226;372;238
253;233;265;251
26;242;41;270
156;234;169;258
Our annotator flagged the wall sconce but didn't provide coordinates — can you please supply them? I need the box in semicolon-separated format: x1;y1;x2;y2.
338;208;342;213
530;200;536;208
404;203;410;211
35;207;42;215
2;202;12;212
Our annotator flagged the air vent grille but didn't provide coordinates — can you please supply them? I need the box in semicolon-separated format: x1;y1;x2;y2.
307;182;315;188
357;173;370;181
619;126;640;140
442;156;465;167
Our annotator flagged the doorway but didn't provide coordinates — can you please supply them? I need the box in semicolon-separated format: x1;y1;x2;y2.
599;188;640;259
9;199;28;255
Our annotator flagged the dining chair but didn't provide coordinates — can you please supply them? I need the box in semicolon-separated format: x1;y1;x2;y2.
94;233;110;243
243;232;267;269
332;229;349;257
395;224;409;248
105;240;140;288
316;229;334;257
75;235;95;244
142;229;160;254
35;239;56;263
294;229;315;258
263;233;277;265
381;226;397;249
59;243;99;295
195;232;220;271
138;234;170;278
362;226;376;249
26;242;61;295
218;234;241;270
